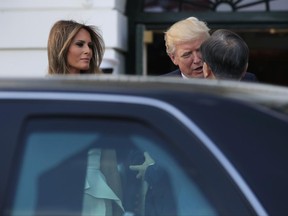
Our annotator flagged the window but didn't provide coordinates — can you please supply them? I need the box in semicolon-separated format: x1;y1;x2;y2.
143;0;288;12
9;117;216;216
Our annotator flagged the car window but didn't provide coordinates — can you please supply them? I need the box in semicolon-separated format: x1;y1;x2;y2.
9;117;217;216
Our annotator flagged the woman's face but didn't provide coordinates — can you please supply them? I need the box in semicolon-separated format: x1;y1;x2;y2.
67;28;93;74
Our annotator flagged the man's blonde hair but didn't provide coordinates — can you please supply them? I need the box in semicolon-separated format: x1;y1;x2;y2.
164;17;210;55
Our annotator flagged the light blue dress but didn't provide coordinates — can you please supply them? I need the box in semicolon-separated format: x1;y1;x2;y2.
82;148;124;216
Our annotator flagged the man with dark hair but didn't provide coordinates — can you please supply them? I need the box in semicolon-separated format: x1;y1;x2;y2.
163;17;258;82
200;29;252;80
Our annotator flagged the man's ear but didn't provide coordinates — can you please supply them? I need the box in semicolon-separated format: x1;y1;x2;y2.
169;53;178;66
203;62;216;79
241;63;249;79
244;62;248;72
203;62;211;78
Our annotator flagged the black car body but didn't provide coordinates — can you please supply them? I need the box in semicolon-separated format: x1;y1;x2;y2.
1;76;288;216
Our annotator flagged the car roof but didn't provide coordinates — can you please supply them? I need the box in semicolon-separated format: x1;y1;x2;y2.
0;75;288;109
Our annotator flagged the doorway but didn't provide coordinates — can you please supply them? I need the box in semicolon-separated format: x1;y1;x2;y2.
146;28;288;86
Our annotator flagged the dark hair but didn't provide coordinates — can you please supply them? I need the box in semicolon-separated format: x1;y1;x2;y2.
200;29;249;80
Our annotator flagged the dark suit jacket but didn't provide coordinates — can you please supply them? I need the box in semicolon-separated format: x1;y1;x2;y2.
162;69;258;82
144;164;177;216
242;72;258;82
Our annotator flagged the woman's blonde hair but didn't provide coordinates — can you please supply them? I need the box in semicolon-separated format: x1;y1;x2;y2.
164;17;210;55
47;20;104;74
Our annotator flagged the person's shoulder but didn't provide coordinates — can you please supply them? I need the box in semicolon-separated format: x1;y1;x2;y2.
161;69;181;77
241;72;258;82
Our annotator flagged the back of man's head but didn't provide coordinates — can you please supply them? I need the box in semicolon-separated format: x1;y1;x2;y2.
200;29;249;80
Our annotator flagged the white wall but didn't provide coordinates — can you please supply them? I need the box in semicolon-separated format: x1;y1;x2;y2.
0;0;127;77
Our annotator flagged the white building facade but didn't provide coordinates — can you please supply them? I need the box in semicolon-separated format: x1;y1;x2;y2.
0;0;127;77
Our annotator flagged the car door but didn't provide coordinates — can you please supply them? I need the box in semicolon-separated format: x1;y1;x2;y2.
0;91;257;216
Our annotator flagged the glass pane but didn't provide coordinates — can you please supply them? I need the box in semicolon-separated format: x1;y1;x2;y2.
270;0;288;11
143;0;211;12
143;0;288;12
12;132;96;215
182;1;210;12
9;118;217;216
144;0;179;12
237;0;288;12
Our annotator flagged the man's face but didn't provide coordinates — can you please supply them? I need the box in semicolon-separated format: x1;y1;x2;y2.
169;38;206;78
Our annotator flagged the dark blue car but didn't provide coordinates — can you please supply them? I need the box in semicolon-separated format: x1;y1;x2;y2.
1;76;288;216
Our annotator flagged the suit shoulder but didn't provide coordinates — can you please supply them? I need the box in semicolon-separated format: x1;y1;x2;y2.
161;69;181;77
242;72;258;82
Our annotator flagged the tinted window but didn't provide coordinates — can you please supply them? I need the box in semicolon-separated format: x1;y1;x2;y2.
8;117;216;216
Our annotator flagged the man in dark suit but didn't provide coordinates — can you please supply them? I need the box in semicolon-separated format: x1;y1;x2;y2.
163;68;257;82
200;29;257;81
163;16;257;82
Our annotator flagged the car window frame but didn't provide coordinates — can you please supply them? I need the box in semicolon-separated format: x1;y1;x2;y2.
1;91;263;215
